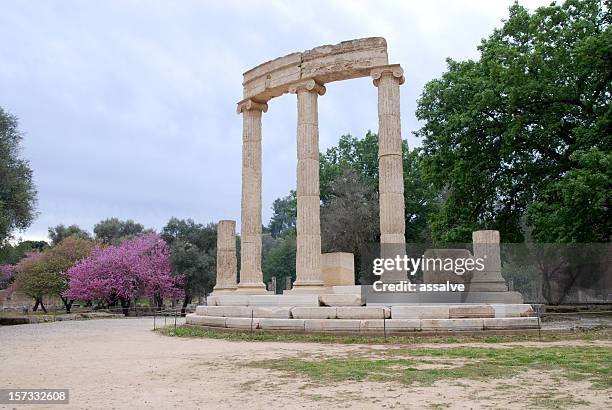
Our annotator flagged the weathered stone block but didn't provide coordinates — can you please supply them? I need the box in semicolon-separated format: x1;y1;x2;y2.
251;307;292;318
259;318;305;330
331;285;363;294
205;306;253;317
304;319;361;332
359;319;421;332
336;307;390;319
291;307;337;319
185;313;199;325
449;305;495;318
189;316;226;327
421;318;483;331
391;305;449;319
212;295;249;306
195;306;208;316
248;295;319;306
386;319;421;331
483;317;539;330
490;304;535;318
321;252;355;287
319;294;363;306
226;317;260;329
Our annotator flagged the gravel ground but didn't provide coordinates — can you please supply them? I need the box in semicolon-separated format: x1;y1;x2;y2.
1;318;610;409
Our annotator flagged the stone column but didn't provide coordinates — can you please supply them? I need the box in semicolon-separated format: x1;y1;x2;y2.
471;230;509;291
212;220;237;294
372;65;407;282
290;80;326;291
236;99;268;294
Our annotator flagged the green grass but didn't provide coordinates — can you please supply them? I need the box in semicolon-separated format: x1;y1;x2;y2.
249;345;612;389
158;324;611;345
530;394;590;409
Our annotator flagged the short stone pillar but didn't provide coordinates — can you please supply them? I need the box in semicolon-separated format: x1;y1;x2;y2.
285;276;293;291
236;99;268;294
321;252;355;287
270;276;277;294
212;220;238;294
372;65;407;282
471;230;508;291
290;80;327;291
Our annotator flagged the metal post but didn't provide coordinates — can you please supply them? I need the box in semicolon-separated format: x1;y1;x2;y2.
383;309;387;340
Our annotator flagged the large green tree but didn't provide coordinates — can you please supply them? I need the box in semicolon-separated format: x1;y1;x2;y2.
44;237;97;312
48;224;91;246
93;218;147;245
320;132;438;242
0;108;37;245
320;170;380;282
0;240;48;265
262;233;296;292
14;252;57;313
268;191;296;239
416;0;611;242
161;218;216;314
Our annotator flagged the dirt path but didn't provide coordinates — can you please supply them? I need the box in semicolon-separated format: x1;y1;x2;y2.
0;319;609;409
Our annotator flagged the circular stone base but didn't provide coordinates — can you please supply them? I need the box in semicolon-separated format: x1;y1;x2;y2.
186;303;540;333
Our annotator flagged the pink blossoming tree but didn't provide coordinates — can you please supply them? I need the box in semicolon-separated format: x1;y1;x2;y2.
0;263;18;302
65;233;183;315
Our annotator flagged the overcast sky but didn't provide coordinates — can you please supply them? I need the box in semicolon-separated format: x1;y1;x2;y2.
1;0;551;242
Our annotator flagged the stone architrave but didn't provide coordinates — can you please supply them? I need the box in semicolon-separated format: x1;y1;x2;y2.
212;220;237;294
471;230;509;291
290;79;327;291
235;99;269;294
371;65;407;283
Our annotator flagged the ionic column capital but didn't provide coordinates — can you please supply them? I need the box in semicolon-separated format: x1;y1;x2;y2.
289;79;326;96
371;64;405;87
236;98;268;114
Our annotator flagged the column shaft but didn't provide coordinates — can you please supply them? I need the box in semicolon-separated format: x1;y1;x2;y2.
372;66;407;282
236;100;268;293
293;81;325;288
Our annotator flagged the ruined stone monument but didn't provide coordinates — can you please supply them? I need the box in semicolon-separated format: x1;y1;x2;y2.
234;37;406;292
211;220;237;295
188;38;536;334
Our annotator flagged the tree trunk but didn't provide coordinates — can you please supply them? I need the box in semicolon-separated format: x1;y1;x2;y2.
155;295;163;311
181;295;192;317
61;297;73;314
120;298;131;316
33;298;40;312
39;299;47;313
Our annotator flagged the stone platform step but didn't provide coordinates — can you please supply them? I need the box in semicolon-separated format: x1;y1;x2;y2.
194;304;535;320
186;314;540;332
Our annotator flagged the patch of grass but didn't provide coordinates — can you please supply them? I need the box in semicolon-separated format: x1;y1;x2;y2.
157;324;611;345
248;345;612;389
530;393;590;409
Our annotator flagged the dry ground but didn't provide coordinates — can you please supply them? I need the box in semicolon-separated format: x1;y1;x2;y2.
0;318;610;409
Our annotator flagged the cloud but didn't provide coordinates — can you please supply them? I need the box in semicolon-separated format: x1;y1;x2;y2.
0;0;552;241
